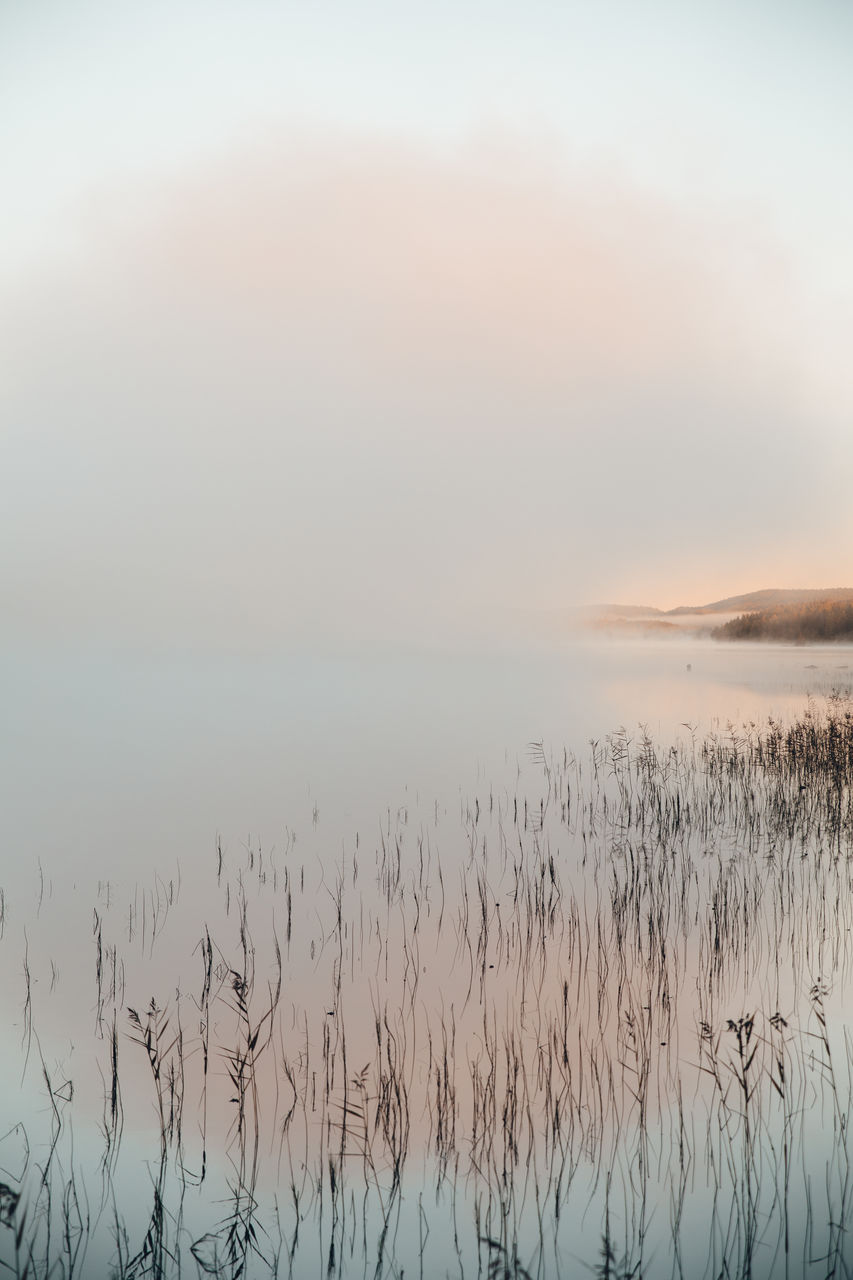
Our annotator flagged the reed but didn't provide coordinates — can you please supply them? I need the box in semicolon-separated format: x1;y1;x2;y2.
3;696;853;1277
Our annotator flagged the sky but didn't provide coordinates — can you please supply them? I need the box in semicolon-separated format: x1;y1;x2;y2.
2;1;852;652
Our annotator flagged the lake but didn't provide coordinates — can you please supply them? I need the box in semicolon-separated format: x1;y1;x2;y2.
1;637;852;1278
3;637;849;888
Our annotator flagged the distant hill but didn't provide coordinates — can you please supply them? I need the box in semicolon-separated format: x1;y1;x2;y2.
715;599;853;644
584;588;853;641
593;588;853;620
586;616;679;635
587;603;665;619
667;588;853;616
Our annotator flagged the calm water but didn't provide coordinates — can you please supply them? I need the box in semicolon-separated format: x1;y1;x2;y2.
3;638;850;891
2;637;852;1278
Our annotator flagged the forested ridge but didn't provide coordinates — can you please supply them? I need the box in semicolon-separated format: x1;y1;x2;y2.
715;598;853;642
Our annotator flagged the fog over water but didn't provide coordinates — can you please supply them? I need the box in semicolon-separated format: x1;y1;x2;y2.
3;7;852;657
4;5;853;1274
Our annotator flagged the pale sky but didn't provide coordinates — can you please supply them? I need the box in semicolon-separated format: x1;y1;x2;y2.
2;1;852;650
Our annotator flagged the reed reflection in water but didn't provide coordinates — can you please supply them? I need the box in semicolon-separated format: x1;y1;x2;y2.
2;684;853;1277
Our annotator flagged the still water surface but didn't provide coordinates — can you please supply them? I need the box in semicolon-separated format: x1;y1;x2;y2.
3;638;849;889
2;638;852;1278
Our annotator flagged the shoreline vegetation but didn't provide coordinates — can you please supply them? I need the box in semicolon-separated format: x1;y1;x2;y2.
586;586;853;644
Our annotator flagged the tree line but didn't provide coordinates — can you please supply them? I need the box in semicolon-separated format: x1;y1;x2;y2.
715;598;853;642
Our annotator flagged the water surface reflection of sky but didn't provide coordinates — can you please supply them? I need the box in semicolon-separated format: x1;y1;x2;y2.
3;640;851;892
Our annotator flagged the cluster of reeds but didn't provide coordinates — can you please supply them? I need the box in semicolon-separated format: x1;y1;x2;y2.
1;696;853;1277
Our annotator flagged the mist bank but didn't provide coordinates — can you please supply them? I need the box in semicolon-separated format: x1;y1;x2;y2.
583;587;853;644
5;129;851;664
